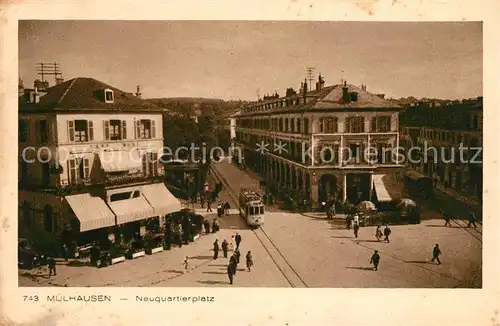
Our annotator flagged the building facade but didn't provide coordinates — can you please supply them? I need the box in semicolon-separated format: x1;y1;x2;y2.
230;77;405;205
399;98;483;206
18;77;181;242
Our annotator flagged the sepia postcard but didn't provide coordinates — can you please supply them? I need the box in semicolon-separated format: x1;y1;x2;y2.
1;1;499;325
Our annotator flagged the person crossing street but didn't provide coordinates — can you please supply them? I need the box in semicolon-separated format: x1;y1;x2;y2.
213;239;219;260
431;244;442;265
370;250;380;271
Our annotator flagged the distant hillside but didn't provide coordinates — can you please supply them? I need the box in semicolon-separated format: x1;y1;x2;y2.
148;97;246;118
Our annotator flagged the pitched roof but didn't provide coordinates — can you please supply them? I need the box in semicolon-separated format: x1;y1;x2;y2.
19;77;164;113
236;84;401;117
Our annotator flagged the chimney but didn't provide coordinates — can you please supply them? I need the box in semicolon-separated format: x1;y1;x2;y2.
135;85;142;99
317;74;325;91
303;79;308;103
342;81;350;103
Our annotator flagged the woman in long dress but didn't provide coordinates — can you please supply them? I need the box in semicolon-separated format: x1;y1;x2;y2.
246;251;254;272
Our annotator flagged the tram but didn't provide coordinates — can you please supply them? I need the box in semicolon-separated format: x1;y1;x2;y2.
238;188;265;227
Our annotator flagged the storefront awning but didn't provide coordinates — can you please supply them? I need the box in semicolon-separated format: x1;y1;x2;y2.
142;182;182;216
99;150;142;173
65;193;116;232
109;196;155;225
372;174;393;202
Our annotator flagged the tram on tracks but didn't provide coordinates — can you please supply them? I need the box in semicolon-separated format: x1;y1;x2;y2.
238;188;265;227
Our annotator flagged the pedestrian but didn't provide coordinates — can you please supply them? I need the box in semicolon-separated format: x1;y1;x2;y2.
467;211;477;228
206;198;212;212
227;260;236;285
353;213;359;226
246;251;254;272
375;225;383;242
370;250;380;271
222;239;229;258
213;218;220;232
203;219;210;235
353;221;360;238
346;214;352;230
217;203;223;217
47;256;56;277
383;224;392;243
200;191;204;208
62;243;69;262
431;244;442;265
235;232;242;249
443;211;452;227
229;255;237;275
229;236;235;252
234;248;241;264
213;239;219;260
224;202;231;215
183;256;189;272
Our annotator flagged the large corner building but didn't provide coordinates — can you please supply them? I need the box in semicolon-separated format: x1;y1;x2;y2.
230;76;405;205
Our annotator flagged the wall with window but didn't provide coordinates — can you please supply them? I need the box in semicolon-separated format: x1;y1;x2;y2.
309;112;398;135
56;113;163;145
18;114;57;145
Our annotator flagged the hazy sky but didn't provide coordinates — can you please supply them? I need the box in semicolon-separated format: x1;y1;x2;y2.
19;21;482;100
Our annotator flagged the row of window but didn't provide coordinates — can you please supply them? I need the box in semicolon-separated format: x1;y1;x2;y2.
19;119;157;143
419;128;480;147
244;97;306;113
236;116;392;134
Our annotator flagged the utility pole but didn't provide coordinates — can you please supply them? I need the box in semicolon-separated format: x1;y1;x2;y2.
36;62;64;87
306;66;315;90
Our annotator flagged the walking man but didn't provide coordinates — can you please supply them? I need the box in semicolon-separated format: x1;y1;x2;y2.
234;248;241;265
370;250;380;271
443;211;452;227
383;224;392;243
206;198;212;213
62;243;69;262
467;211;477;228
183;256;189;273
235;232;242;250
246;251;254;272
227;259;236;285
47;256;56;277
353;221;360;238
431;244;442;265
213;239;219;260
222;239;229;258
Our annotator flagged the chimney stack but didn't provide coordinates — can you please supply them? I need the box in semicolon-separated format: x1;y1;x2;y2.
135;85;142;99
342;81;350;103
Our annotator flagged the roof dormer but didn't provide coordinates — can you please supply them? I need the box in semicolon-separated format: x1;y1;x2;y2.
104;88;114;103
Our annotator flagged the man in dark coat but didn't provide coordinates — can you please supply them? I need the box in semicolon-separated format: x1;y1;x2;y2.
234;248;241;264
235;233;242;249
213;239;219;260
443;210;452;227
221;239;229;258
431;244;442;265
227;260;236;285
203;219;210;235
370;250;380;271
383;225;392;243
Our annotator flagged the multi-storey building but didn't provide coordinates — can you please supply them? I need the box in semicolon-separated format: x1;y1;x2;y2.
399;98;483;206
18;77;181;242
230;76;405;205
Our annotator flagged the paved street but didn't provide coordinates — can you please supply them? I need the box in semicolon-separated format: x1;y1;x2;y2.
19;159;482;288
211;158;482;288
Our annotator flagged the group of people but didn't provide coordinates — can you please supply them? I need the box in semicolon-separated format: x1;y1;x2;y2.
203;218;220;235
443;210;478;228
217;202;231;217
368;243;442;271
210;232;254;285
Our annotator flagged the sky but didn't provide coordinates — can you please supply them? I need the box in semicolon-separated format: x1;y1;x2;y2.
19;21;482;101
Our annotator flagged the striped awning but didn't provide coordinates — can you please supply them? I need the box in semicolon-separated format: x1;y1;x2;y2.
372;174;393;202
65;193;116;232
142;183;182;217
109;196;155;225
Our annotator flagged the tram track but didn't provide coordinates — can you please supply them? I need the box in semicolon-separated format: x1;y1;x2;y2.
210;162;308;288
